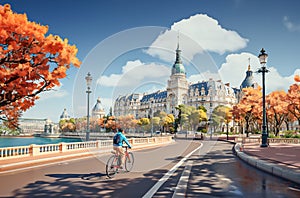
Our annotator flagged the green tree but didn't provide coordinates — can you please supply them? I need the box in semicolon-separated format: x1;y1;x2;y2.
176;104;207;131
151;117;160;131
137;117;150;135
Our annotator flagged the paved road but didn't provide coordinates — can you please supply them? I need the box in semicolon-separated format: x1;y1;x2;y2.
0;140;299;197
152;140;300;197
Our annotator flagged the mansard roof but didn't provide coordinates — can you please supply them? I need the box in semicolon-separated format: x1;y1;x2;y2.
189;81;208;95
140;91;167;103
116;93;141;102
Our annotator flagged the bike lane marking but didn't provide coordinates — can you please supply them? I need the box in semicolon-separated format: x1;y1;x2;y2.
142;143;203;198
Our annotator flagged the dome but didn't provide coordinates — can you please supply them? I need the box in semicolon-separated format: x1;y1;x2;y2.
240;65;257;89
171;44;186;75
60;108;70;120
92;97;105;118
172;62;186;74
92;97;104;112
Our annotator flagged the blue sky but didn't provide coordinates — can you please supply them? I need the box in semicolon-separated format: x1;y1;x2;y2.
3;0;300;122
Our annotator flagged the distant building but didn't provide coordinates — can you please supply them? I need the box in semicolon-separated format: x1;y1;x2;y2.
92;97;106;118
19;118;47;135
60;108;70;120
43;118;59;135
19;118;59;136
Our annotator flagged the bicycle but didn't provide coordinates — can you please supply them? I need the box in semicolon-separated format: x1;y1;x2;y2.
106;146;134;178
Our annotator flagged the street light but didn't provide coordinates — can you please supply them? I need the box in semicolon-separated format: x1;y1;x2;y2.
208;117;212;140
150;100;154;137
85;72;92;141
258;48;269;147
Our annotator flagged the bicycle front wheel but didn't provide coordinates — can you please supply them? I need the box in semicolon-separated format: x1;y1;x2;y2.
106;155;117;178
125;152;134;172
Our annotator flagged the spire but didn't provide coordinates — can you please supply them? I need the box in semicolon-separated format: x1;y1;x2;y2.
177;31;180;50
248;57;251;71
175;32;182;65
171;33;186;75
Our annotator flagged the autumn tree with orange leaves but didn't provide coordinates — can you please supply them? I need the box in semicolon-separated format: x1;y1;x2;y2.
0;4;81;128
117;115;138;132
105;116;117;132
266;91;289;136
287;77;300;126
232;87;262;137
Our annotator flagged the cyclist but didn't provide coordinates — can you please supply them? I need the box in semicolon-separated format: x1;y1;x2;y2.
113;128;132;169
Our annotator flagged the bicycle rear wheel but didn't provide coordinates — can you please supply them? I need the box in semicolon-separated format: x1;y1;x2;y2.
125;152;134;172
106;155;118;178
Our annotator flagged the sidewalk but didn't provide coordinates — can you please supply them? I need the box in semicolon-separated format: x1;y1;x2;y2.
234;142;300;184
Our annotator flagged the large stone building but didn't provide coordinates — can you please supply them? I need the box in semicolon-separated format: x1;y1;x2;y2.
113;44;252;119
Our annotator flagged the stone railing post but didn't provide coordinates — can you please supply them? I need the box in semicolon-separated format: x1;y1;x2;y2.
60;143;67;153
96;140;101;149
30;144;40;156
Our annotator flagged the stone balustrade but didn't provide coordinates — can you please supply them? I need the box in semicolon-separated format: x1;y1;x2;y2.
268;138;300;144
0;136;173;160
235;137;300;144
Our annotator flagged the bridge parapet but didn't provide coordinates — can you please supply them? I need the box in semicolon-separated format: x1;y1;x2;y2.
0;136;173;160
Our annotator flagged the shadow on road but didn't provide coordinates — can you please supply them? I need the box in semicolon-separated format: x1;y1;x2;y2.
12;168;169;197
46;172;107;181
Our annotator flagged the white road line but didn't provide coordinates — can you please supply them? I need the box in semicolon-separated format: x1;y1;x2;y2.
172;160;193;198
142;144;202;198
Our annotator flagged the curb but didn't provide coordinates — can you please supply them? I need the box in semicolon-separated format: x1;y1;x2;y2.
234;143;300;185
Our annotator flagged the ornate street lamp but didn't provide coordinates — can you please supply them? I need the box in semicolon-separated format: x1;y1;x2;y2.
258;48;269;147
150;100;154;137
85;72;92;141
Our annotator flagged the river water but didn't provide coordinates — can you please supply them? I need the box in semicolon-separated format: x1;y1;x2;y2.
0;137;82;148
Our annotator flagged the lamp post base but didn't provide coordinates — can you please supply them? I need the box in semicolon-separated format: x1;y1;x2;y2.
260;143;268;147
86;132;90;142
260;133;268;147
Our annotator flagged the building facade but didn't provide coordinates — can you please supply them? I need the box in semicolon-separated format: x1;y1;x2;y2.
114;44;246;119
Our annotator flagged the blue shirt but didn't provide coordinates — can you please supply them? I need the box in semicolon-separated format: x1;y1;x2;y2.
113;132;132;148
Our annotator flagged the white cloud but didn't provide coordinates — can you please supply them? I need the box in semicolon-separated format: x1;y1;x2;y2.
218;52;298;93
283;16;300;32
146;14;248;62
218;52;260;88
188;72;221;83
97;59;170;88
38;85;69;100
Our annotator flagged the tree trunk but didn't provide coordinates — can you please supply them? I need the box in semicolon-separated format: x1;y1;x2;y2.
285;120;289;131
246;121;250;137
275;127;280;137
